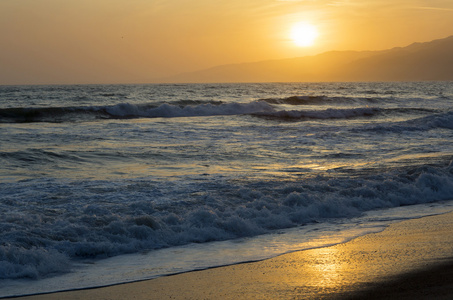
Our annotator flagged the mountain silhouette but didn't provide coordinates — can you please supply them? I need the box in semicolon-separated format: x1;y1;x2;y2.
158;36;453;83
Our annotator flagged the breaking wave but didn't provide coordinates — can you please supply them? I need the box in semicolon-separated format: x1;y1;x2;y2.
252;107;381;120
0;101;274;123
1;161;453;279
362;111;453;132
261;95;376;105
2;92;444;124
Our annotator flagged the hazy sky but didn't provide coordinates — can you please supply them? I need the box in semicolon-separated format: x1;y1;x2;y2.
2;0;453;85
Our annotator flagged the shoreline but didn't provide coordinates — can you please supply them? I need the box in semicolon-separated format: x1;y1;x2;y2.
7;210;453;299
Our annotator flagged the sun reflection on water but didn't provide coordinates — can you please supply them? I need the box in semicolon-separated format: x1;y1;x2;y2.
311;247;343;289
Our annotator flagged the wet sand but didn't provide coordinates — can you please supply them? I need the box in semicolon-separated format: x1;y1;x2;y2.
9;211;453;300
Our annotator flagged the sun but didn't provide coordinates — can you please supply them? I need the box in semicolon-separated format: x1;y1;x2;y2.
291;22;319;47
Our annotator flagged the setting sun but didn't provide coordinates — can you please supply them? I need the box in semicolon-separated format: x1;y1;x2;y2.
291;22;319;47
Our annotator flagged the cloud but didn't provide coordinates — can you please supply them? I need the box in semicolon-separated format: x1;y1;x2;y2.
274;0;338;1
413;6;453;11
275;0;359;5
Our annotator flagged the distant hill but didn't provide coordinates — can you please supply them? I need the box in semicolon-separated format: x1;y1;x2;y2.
157;36;453;83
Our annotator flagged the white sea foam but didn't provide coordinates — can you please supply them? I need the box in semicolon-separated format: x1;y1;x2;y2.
2;201;452;298
104;101;275;118
1;161;453;285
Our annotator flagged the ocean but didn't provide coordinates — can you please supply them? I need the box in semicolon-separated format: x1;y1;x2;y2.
1;82;453;297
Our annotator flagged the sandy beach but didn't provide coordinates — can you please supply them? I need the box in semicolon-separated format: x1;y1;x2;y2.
8;210;453;300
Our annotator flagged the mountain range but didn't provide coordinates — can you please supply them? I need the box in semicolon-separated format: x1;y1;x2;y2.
157;35;453;83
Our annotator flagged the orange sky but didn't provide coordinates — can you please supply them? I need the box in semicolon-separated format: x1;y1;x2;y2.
1;0;453;85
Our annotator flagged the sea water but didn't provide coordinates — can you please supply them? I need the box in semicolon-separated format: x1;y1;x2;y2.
1;82;453;297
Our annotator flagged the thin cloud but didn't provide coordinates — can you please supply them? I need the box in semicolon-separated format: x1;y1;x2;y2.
276;0;360;6
413;6;453;11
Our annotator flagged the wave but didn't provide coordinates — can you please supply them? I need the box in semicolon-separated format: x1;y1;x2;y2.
0;101;274;123
1;92;440;123
261;95;379;105
1;161;453;280
0;93;394;123
0;106;106;123
0;149;86;166
362;111;453;132
253;107;381;120
1;103;443;126
0;104;382;124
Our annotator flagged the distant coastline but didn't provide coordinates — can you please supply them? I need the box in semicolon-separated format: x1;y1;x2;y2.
157;35;453;83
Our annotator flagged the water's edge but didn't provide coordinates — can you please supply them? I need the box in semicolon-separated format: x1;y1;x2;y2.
2;201;452;299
